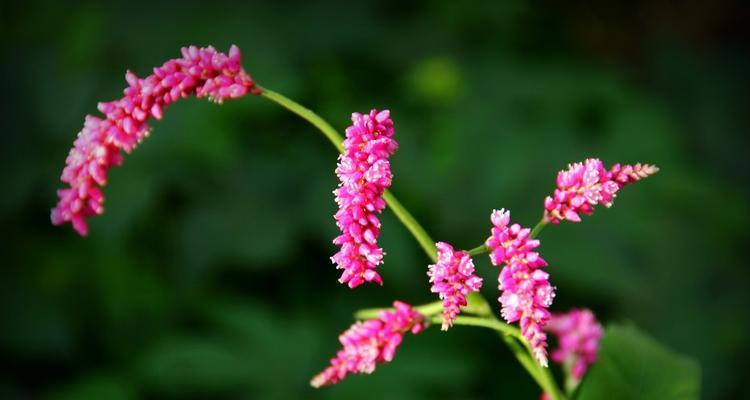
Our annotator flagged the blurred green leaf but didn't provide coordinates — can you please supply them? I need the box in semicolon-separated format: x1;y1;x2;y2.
576;324;700;400
406;57;463;105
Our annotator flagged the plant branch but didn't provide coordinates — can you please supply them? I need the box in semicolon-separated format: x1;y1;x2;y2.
530;217;548;239
467;243;488;256
259;85;563;399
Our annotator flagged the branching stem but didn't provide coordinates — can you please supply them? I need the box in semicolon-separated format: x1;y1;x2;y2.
258;86;564;399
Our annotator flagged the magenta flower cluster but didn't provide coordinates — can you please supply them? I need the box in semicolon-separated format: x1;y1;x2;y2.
486;209;555;367
310;301;425;387
51;45;257;235
547;308;603;381
427;242;483;330
544;158;658;224
331;110;398;288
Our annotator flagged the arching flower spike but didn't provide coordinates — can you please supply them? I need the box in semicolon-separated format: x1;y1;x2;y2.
51;45;259;235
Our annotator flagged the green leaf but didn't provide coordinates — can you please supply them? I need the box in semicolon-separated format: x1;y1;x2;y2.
576;324;700;400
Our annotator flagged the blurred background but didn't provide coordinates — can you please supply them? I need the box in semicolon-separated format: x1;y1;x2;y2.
1;0;748;398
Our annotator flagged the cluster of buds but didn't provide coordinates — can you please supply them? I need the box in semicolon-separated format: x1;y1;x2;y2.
486;209;555;366
331;110;398;288
310;301;425;387
544;158;658;224
427;242;483;330
51;45;258;235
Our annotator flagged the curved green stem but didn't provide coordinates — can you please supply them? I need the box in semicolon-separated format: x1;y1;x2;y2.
260;87;344;152
260;86;437;261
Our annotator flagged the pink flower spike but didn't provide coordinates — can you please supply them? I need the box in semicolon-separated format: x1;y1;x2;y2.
486;209;555;367
331;109;398;288
310;301;425;388
51;45;259;235
547;308;604;381
427;242;483;330
543;158;658;224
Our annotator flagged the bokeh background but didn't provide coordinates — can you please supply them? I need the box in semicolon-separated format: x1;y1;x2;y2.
2;0;748;399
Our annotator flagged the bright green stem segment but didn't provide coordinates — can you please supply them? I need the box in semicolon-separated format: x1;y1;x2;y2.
260;87;437;261
382;191;437;261
258;86;563;400
530;217;548;239
437;315;521;337
467;243;488;256
354;301;445;320
260;87;344;152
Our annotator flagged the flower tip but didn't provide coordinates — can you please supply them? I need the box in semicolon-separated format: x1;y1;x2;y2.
490;208;510;227
310;375;325;388
229;44;240;59
125;70;138;86
375;109;390;122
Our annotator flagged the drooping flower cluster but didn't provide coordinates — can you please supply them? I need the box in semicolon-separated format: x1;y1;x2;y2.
547;308;603;381
311;301;425;387
486;209;555;367
543;159;658;224
427;242;483;330
331;110;398;288
51;45;258;235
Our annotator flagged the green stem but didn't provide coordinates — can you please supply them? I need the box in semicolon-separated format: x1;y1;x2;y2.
467;243;488;256
440;315;563;400
355;301;445;320
260;87;437;261
500;332;563;400
530;217;548;239
260;87;344;152
442;316;521;338
382;191;437;261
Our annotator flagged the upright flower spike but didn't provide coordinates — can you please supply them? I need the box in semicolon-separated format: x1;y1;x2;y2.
427;242;483;330
311;301;425;388
543;158;658;224
51;45;259;235
486;209;555;367
331;110;398;288
547;308;603;382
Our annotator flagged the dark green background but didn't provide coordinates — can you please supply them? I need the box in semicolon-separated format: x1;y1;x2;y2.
2;1;748;399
